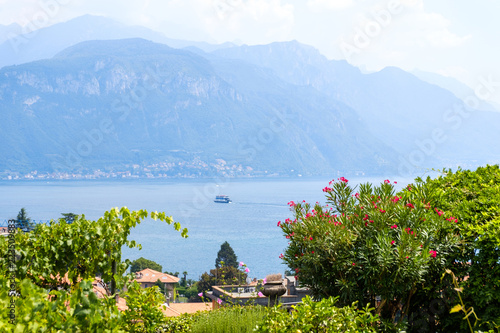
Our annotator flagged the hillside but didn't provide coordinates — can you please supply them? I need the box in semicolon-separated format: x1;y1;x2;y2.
0;38;397;177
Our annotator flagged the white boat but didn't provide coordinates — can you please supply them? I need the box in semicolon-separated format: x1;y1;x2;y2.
214;195;232;203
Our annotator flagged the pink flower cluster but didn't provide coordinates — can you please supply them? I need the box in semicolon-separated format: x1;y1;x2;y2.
338;177;348;183
405;227;416;236
446;216;458;223
429;250;437;258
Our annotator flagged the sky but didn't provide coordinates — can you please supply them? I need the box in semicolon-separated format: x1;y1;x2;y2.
1;0;499;102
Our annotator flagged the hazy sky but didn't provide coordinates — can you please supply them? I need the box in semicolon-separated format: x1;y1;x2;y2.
1;0;499;97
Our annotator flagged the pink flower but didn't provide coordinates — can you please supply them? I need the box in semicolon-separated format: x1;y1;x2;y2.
391;240;395;245
352;262;356;266
406;203;415;209
380;209;386;213
322;187;332;192
245;267;250;273
384;179;390;184
311;251;315;254
217;298;222;305
390;224;398;229
339;177;348;183
277;221;281;227
258;292;264;297
392;196;400;203
279;253;284;259
394;181;398;184
239;261;244;267
288;201;296;207
429;250;437;258
198;292;203;297
435;208;443;216
309;236;313;241
355;193;360;198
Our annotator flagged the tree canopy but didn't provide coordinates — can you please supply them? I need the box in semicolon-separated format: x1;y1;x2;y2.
215;241;238;269
130;257;162;273
416;165;500;332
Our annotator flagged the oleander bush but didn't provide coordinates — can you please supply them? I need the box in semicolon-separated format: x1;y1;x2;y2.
279;177;461;331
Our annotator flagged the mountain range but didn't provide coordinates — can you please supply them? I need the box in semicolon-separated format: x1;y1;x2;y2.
1;15;498;178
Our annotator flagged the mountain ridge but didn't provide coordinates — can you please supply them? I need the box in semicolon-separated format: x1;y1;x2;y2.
0;38;398;178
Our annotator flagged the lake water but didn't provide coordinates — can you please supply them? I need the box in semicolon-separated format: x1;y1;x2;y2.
0;176;411;280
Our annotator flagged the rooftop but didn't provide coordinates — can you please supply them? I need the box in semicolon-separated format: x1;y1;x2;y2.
134;268;180;284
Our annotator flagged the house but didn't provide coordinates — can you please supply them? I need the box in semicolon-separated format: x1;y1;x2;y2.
205;276;310;309
134;268;179;301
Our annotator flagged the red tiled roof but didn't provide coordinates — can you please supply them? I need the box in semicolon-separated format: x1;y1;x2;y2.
134;268;179;284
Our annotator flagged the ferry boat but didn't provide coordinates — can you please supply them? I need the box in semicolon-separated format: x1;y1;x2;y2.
214;195;232;203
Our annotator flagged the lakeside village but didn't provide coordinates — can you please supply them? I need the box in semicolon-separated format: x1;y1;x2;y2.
0;158;376;181
2;165;500;332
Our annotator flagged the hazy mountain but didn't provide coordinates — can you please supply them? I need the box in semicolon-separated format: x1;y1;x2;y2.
213;42;500;170
0;15;234;70
411;69;500;113
0;22;22;44
0;38;397;177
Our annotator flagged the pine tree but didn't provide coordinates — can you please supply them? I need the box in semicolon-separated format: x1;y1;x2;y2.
16;207;33;231
215;241;238;268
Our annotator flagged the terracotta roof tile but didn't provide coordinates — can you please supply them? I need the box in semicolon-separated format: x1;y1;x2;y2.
134;268;179;284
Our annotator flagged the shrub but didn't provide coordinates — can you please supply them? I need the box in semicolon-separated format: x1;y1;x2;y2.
254;295;379;333
417;165;500;332
0;276;125;332
279;178;460;329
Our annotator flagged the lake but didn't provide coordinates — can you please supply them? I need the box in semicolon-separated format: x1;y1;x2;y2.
0;176;412;280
